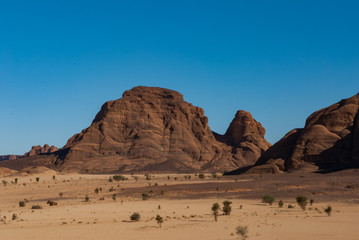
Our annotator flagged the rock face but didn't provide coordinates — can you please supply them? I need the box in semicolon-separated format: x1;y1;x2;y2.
51;86;270;173
214;110;271;166
240;93;359;174
24;144;58;157
0;155;20;161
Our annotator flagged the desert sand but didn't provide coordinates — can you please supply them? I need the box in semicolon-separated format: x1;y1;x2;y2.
1;170;358;240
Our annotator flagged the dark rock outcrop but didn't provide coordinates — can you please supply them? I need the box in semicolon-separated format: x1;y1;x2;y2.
24;144;58;157
214;110;271;166
234;93;359;174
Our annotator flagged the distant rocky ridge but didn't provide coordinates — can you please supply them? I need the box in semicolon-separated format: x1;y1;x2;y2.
228;93;359;174
0;86;270;173
0;144;58;162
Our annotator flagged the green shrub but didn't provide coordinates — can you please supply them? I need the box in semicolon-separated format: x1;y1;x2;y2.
325;206;332;216
236;225;249;240
113;175;126;181
2;180;8;186
31;205;43;209
59;192;63;198
288;204;294;208
156;214;163;227
198;174;205;179
278;200;284;208
130;212;141;221
85;195;90;202
12;213;17;220
142;193;150;200
19;201;26;207
262;195;275;205
211;203;220;222
47;200;57;206
310;199;314;205
296;196;307;210
112;194;116;201
222;200;232;215
95;188;99;194
35;177;40;182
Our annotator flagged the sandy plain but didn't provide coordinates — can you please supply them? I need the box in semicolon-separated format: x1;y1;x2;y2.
0;168;358;240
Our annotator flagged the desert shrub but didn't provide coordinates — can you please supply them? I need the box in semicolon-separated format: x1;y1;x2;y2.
167;176;170;180
198;174;205;179
325;206;332;216
95;188;99;194
142;193;150;200
211;203;220;222
47;200;57;206
12;213;17;220
19;201;26;207
85;194;90;202
2;180;8;186
236;225;249;240
156;214;163;227
288;204;294;208
278;200;284;208
14;178;18;184
59;192;63;198
52;175;56;180
188;175;191;180
310;199;314;205
31;205;43;209
296;196;307;210
222;200;232;215
113;175;126;181
145;174;151;180
212;173;218;178
112;194;116;201
99;197;105;200
262;195;275;205
35;177;40;182
109;186;115;192
109;177;113;182
154;183;158;186
130;212;141;221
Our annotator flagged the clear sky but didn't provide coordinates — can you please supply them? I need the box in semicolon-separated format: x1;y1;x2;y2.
1;1;358;155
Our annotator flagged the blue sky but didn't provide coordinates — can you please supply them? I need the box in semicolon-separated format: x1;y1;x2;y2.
1;1;358;155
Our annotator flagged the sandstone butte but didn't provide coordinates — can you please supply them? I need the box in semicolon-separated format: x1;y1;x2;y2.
228;93;359;174
0;86;270;173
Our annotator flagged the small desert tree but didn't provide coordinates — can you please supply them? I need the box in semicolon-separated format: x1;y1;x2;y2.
325;206;332;216
222;200;232;215
211;203;220;222
156;214;163;227
296;196;307;210
236;225;248;240
130;212;141;221
262;195;275;205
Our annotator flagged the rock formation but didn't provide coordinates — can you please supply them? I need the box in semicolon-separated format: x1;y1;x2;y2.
0;86;270;173
49;86;270;173
232;93;359;174
24;144;58;157
214;110;271;166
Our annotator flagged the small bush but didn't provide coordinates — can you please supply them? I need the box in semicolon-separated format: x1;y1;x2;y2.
296;196;307;210
222;200;232;215
95;188;100;194
47;200;57;206
236;225;249;240
156;214;163;227
12;214;17;221
130;212;141;221
59;192;63;198
2;180;8;186
35;177;40;182
278;200;284;208
198;174;205;179
113;175;126;181
310;199;314;205
212;203;220;222
142;193;150;200
262;195;275;205
288;204;294;208
85;195;90;202
325;206;332;216
19;201;26;207
31;205;43;209
112;194;116;201
14;178;18;184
